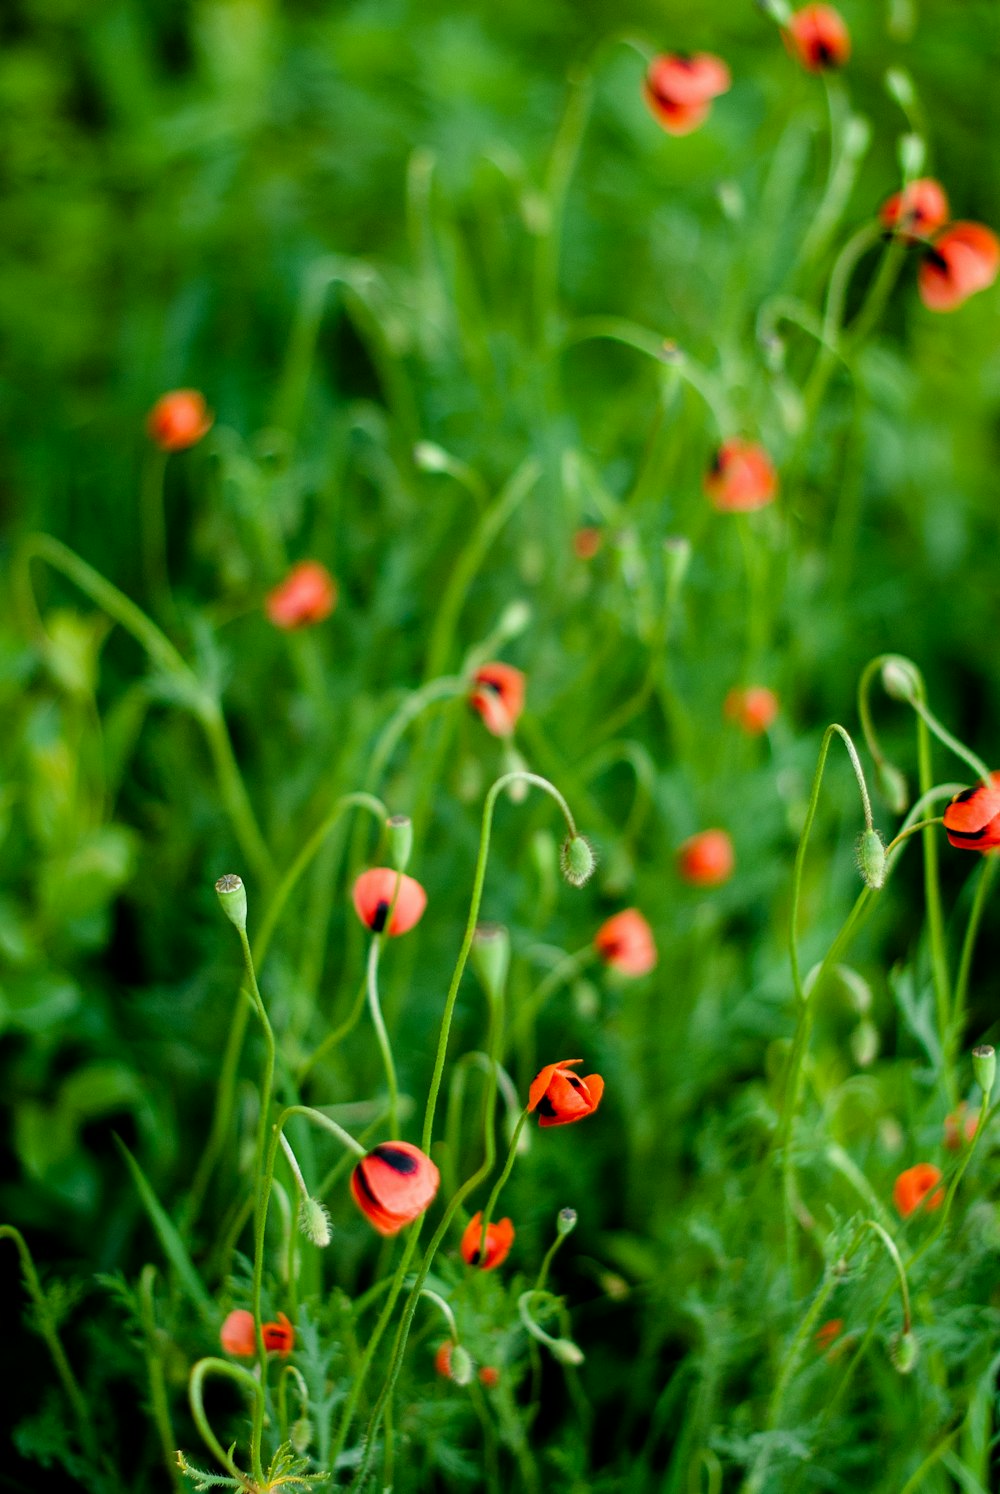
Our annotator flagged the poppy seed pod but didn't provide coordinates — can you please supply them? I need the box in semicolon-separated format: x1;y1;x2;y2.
785;5;851;72
469;662;525;737
643;52;731;137
265;561;337;629
880;178;949;241
215;873;248;932
704;439;778;512
942;773;1000;851
594;909;658;977
724;686;779;735
350;1141;440;1235
352;868;427;936
892;1162;944;1218
461;1212;515;1270
146;389;214;451
527;1058;604;1127
385;814;413;872
919;222;1000;312
972;1044;996;1097
677;830;735;888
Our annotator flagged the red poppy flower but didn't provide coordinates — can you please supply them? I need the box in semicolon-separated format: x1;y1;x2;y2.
478;1365;500;1389
724;686;779;736
814;1318;843;1352
704;439;778;512
573;526;603;560
785;5;851;72
220;1308;256;1357
943;1102;979;1151
146;389;214;451
527;1058;604;1127
643;52;731;137
594;909;658;977
265;561;337;629
262;1312;294;1357
677;829;735;887
470;663;525;738
879;179;950;241
352;868;427;936
893;1162;944;1218
942;772;1000;851
461;1212;515;1270
919;222;1000;312
350;1141;440;1235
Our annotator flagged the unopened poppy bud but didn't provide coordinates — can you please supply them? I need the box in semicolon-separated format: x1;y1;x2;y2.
856;829;886;890
215;874;247;932
875;760;909;815
561;835;596;888
880;656;921;703
897;132;925;179
291;1418;313;1455
471;923;511;1005
972;1044;996;1098
298;1196;331;1248
386;815;413;872
885;67;915;109
551;1338;585;1367
556;1207;578;1237
449;1344;473;1386
496;599;532;640
890;1329;919;1375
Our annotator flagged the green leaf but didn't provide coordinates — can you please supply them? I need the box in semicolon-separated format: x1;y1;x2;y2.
114;1137;215;1327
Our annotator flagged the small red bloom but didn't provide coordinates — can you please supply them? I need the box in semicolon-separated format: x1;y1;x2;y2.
527;1058;604;1127
880;179;949;241
677;829;735;887
704;439;778;512
573;526;603;560
943;1102;979;1151
352;868;427;936
814;1318;843;1353
478;1365;500;1389
942;772;1000;851
785;5;851;72
461;1212;515;1270
262;1312;294;1357
919;222;1000;312
265;561;337;629
644;52;731;137
435;1341;454;1379
470;663;525;738
594;909;658;977
220;1308;256;1357
146;389;214;451
350;1141;440;1235
724;686;779;736
893;1162;945;1218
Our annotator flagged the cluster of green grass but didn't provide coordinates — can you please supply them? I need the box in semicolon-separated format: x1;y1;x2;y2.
3;0;1000;1490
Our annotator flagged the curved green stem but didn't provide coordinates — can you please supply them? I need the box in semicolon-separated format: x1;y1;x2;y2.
138;1266;183;1492
188;1356;264;1483
366;937;399;1134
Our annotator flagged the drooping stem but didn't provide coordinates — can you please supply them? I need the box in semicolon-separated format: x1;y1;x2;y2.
367;937;399;1134
188;1357;264;1483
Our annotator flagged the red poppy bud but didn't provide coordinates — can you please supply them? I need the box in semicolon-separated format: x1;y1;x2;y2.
704;439;778;512
785;5;851;72
643;53;730;137
478;1365;500;1389
943;1102;978;1151
814;1317;843;1353
461;1212;515;1270
942;772;1000;851
220;1308;256;1358
892;1162;944;1218
879;179;949;241
919;222;1000;312
265;561;337;629
350;1141;440;1235
527;1058;604;1127
573;527;603;560
677;829;735;887
434;1341;454;1379
724;686;779;735
470;663;525;737
262;1312;294;1357
352;868;427;936
594;909;658;977
146;389;214;451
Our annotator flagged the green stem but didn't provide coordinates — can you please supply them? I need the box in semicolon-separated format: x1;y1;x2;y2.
188;1357;263;1483
534;1221;570;1295
140;447;172;617
504;944;594;1052
916;712;952;1096
297;970;369;1083
366;937;399;1134
138;1266;183;1493
534;66;593;349
951;855;999;1063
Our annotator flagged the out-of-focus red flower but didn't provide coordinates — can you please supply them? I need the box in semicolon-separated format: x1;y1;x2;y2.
478;1365;500;1389
220;1309;256;1357
677;829;735;887
594;909;658;977
893;1162;944;1218
435;1341;454;1379
352;868;427;936
527;1058;604;1127
704;439;778;512
461;1212;515;1270
262;1312;294;1357
724;686;779;736
573;527;603;560
919;223;1000;312
880;179;949;241
814;1318;844;1353
350;1141;440;1235
942;772;1000;851
146;389;214;451
470;663;525;737
785;5;851;71
943;1102;979;1151
265;561;337;629
643;52;731;136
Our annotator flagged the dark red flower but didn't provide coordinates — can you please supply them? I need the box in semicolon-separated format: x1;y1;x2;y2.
527;1058;604;1128
942;772;1000;851
879;179;949;241
594;909;658;977
919;222;1000;312
704;439;777;512
677;829;735;887
470;663;525;737
893;1162;944;1218
265;561;337;629
785;5;851;72
146;389;213;452
724;686;779;736
262;1312;294;1357
461;1212;515;1270
644;52;731;137
350;1141;440;1235
352;868;427;936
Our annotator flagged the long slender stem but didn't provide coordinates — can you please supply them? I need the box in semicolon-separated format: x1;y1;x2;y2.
951;855;999;1063
188;1357;264;1482
366;937;399;1134
138;1266;183;1493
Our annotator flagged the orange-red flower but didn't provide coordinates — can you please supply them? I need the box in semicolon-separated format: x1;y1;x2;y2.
942;772;1000;851
265;561;337;629
944;1102;979;1151
643;52;731;137
724;686;779;736
677;829;735;887
461;1212;515;1270
146;389;214;451
814;1318;843;1353
262;1312;294;1356
919;223;1000;312
478;1365;500;1388
785;5;851;72
527;1058;604;1128
893;1162;944;1218
573;526;603;560
470;663;525;737
220;1308;294;1357
594;909;658;977
350;1141;440;1235
704;439;778;512
880;179;949;241
352;868;427;936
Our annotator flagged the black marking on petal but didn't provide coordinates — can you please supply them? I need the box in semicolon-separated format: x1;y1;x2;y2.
565;1074;584;1089
947;825;990;842
925;247;949;272
479;679;503;696
354;1163;382;1208
370;899;390;933
469;1249;481;1265
952;786;980;805
536;1096;557;1118
372;1144;420;1174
